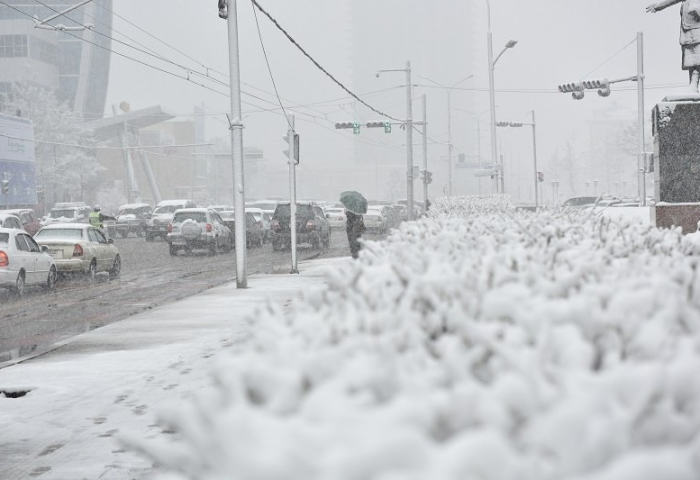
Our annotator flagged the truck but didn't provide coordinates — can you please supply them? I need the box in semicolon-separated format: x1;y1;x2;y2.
0;113;37;209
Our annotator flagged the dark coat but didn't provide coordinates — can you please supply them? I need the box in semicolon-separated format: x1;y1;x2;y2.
346;211;365;259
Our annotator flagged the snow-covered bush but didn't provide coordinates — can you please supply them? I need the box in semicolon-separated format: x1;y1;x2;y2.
131;196;700;480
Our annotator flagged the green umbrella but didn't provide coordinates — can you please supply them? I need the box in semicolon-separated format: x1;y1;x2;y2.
339;191;368;215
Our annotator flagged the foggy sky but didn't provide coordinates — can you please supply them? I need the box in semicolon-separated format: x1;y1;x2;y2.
106;0;684;200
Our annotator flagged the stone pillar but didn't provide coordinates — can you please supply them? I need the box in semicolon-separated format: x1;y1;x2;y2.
651;100;700;233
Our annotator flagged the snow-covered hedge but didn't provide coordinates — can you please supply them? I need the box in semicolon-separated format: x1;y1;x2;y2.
133;196;700;480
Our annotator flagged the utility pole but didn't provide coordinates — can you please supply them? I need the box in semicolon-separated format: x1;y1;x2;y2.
531;110;539;209
223;0;247;288
636;31;647;206
422;94;429;208
405;61;414;220
286;115;299;274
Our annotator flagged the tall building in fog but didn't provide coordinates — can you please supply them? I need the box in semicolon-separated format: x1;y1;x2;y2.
0;0;112;120
347;0;478;197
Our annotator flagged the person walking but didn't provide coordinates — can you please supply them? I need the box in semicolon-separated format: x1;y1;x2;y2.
345;210;366;259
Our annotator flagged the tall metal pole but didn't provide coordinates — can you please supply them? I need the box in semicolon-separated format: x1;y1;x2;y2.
226;0;247;288
531;110;539;209
422;94;429;209
447;89;453;196
637;31;647;206
405;61;414;220
287;115;298;274
487;1;499;194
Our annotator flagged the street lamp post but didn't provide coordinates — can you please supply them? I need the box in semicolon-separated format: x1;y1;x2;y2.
486;0;517;194
414;74;474;196
377;61;414;220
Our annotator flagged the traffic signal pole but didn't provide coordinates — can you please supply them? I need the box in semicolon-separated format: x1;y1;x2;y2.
636;32;647;206
531;110;539;209
405;61;415;221
287;115;298;274
225;0;247;288
422;94;429;209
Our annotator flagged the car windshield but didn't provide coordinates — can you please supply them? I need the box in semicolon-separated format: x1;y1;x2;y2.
173;212;207;223
35;228;83;240
0;232;8;245
118;208;140;216
274;204;313;218
154;205;179;215
49;209;77;219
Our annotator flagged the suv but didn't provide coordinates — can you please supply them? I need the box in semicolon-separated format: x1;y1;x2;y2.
115;203;152;238
219;211;264;248
270;202;331;251
0;209;40;235
146;199;196;241
166;208;232;256
41;203;92;227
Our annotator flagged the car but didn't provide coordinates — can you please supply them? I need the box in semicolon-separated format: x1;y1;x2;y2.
0;208;41;235
114;203;152;238
270;202;331;251
219;211;264;248
146;199;197;242
248;200;279;216
34;223;121;280
325;207;347;229
246;207;271;243
364;208;387;234
0;228;57;296
0;213;23;230
390;204;408;223
207;205;234;213
562;196;598;208
41;202;92;227
166;208;232;256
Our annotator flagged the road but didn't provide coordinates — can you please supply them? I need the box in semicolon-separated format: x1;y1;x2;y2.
0;228;370;366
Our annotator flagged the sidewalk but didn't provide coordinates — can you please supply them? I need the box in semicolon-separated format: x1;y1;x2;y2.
0;257;348;480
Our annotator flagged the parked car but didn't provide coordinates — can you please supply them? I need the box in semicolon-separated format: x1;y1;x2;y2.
325;207;347;229
270;202;331;251
207;205;234;213
146;199;197;241
34;223;120;280
364;208;387;234
248;200;279;216
166;208;232;256
246;207;271;243
562;196;598;208
115;203;152;238
0;213;23;230
219;211;264;248
41;202;92;227
0;228;57;296
0;208;40;235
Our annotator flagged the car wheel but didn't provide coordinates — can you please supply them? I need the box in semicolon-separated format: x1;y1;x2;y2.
109;255;121;279
86;260;97;282
13;271;26;297
45;266;57;290
169;246;178;256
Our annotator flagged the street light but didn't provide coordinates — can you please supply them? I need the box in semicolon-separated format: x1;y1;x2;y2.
413;74;474;196
496;110;540;208
486;0;517;194
376;61;415;220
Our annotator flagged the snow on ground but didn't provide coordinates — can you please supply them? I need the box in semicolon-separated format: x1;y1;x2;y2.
130;196;700;480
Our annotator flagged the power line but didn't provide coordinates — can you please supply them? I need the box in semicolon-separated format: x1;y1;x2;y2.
249;0;402;123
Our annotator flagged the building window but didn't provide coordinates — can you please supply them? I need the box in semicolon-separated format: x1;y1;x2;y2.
29;36;57;65
0;35;28;58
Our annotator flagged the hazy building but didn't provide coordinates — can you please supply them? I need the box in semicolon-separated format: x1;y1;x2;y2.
0;0;112;120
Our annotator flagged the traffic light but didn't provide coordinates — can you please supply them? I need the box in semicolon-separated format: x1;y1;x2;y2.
497;121;524;128
352;122;360;134
425;171;433;185
282;133;300;164
537;171;544;183
384;121;391;133
1;180;9;195
365;121;392;133
582;78;611;97
557;82;585;100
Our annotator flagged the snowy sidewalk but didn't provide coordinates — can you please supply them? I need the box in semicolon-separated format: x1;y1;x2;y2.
0;257;348;480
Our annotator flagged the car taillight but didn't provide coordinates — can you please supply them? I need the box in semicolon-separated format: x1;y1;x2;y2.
0;251;8;267
167;223;172;233
73;244;83;257
306;220;316;231
206;223;212;233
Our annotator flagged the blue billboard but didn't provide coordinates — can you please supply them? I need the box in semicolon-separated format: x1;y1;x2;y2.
0;113;37;206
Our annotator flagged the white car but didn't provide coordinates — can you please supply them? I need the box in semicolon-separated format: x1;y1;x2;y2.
34;223;121;280
41;203;92;227
248;200;278;216
0;228;57;296
325;208;347;228
0;213;24;230
245;207;271;242
166;208;232;256
363;209;387;234
146;199;197;241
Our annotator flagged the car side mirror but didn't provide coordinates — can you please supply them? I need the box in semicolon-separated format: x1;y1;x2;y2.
41;245;49;253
